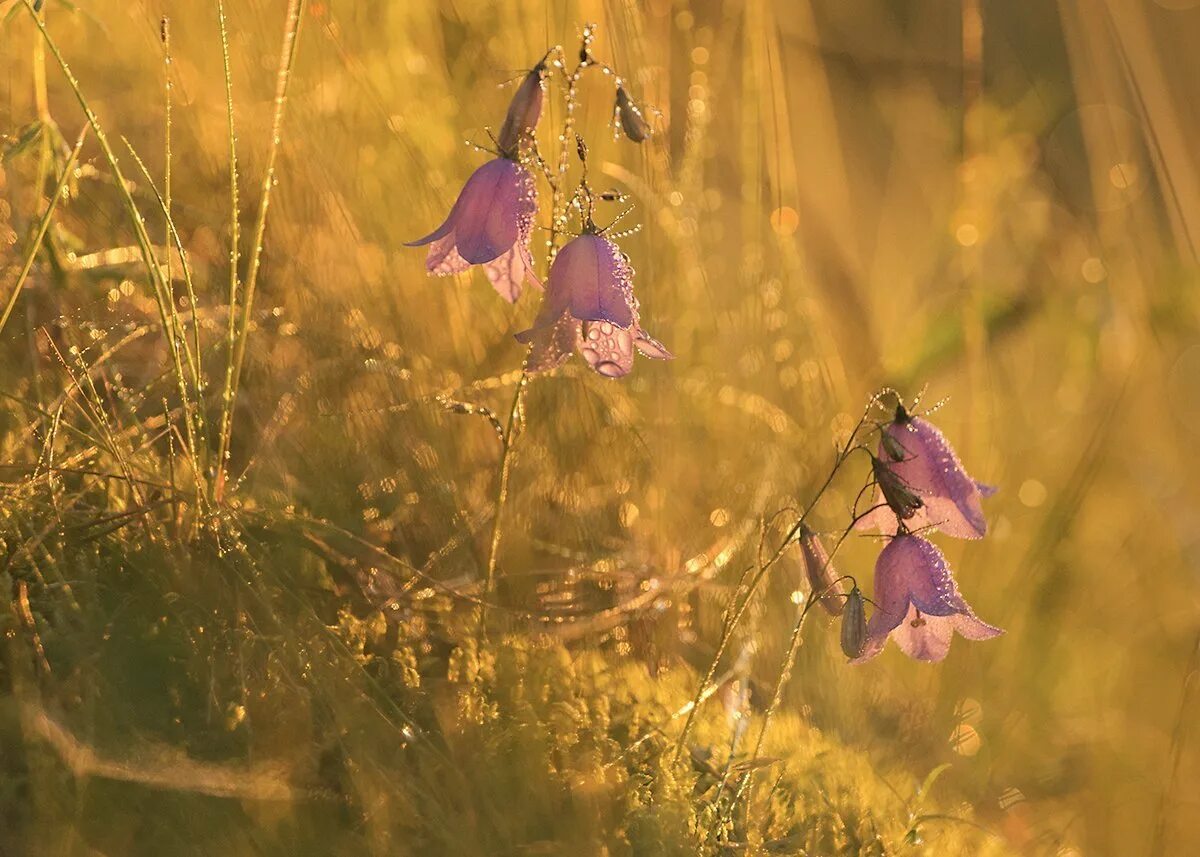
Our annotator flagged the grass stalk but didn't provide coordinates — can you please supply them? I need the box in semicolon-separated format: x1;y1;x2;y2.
215;0;305;502
0;124;87;339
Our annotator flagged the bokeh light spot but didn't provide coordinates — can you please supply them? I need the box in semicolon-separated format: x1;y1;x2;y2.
1019;479;1047;508
770;206;799;236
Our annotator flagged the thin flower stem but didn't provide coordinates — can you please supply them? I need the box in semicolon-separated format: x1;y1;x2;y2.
481;371;528;613
673;395;885;761
722;504;886;834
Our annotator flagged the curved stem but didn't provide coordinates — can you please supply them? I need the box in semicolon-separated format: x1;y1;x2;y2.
481;371;529;616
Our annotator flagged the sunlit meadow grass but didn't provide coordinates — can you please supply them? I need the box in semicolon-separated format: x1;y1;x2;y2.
2;1;1199;854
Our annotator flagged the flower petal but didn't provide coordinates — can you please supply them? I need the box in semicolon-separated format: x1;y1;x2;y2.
426;233;470;276
634;329;674;360
483;244;539;303
517;311;578;373
891;606;955;662
579;320;635;378
553;235;635;327
882;417;988;539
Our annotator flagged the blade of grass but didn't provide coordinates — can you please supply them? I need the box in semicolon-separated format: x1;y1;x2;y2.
216;0;305;502
0;124;86;340
213;0;242;505
20;0;205;499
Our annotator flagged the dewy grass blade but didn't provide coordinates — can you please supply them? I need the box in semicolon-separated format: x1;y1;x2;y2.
0;124;87;340
216;0;305;503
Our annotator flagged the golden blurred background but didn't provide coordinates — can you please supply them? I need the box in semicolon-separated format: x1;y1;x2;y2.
2;0;1200;854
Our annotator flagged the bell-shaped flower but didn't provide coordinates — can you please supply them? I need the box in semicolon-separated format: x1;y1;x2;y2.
406;157;539;302
851;534;1002;663
857;406;994;539
515;232;672;378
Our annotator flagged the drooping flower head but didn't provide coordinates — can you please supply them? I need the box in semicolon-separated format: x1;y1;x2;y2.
858;405;995;539
851;534;1002;663
407;58;548;302
515;232;672;378
406;157;539;302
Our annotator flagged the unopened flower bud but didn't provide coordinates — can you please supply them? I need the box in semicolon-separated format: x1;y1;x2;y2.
797;523;844;616
840;585;867;659
615;85;652;143
497;62;546;157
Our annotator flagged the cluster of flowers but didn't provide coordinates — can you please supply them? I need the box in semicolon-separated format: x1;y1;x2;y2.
801;404;1003;663
408;45;671;379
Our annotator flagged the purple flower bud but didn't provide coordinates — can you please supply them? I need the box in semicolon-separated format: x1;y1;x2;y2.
515;233;672;378
406;158;539;302
858;408;992;539
797;524;844;616
497;63;546;158
840;585;867;658
615;85;651;143
851;534;1002;663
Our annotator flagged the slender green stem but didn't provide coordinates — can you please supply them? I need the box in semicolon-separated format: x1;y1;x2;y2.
482;372;529;610
216;0;305;502
672;402;879;761
722;506;883;835
0;125;87;339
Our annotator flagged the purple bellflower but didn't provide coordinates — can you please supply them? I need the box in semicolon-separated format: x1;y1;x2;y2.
858;405;995;539
407;62;547;302
851;534;1002;663
515;233;672;378
406;158;539;303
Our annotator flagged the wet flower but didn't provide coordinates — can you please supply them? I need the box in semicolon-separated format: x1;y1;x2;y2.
797;524;845;616
497;61;547;157
406;157;539;302
615;84;651;143
515;233;672;378
858;405;994;539
851;534;1002;663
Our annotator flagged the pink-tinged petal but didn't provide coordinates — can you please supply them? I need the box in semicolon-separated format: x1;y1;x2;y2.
882;416;988;539
426;233;470;276
517;311;578;373
579;320;635;378
976;481;998;498
954;613;1004;641
551;235;635;327
891;607;955;662
634;329;673;360
483;244;539;303
855;490;899;534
